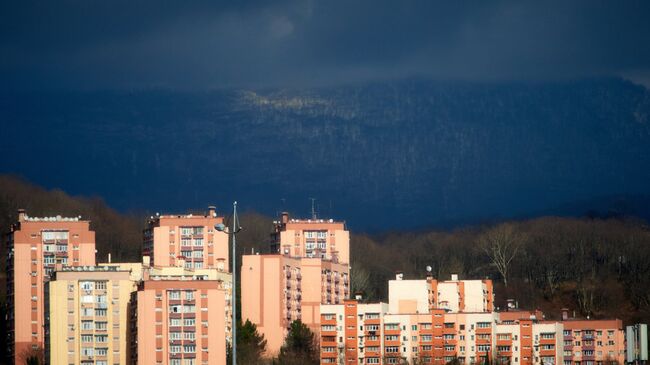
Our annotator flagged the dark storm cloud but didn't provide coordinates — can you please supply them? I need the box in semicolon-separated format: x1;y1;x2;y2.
2;0;650;90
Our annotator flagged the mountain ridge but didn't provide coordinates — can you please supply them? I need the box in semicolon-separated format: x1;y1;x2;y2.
1;78;649;230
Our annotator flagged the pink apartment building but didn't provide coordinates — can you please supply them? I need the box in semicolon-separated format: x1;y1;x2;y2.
143;206;229;270
5;209;96;364
129;269;227;365
242;213;351;355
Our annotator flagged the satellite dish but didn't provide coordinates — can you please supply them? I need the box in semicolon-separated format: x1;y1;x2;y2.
426;266;432;273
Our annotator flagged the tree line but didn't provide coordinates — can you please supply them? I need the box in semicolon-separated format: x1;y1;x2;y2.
2;174;650;363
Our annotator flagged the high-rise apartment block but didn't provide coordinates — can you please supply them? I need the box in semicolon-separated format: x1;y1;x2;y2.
320;274;626;365
270;212;350;263
46;266;139;365
130;264;227;365
6;210;96;363
242;213;351;355
143;206;229;270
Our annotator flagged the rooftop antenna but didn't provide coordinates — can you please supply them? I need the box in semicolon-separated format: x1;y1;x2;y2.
310;197;317;219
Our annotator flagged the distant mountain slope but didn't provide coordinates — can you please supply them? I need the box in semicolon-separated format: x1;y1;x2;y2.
0;175;142;263
1;78;649;230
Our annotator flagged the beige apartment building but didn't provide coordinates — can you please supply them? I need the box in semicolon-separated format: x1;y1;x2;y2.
242;213;351;355
143;206;229;270
6;209;96;364
46;266;139;365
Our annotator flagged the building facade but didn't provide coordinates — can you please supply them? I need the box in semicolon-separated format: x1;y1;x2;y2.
130;270;227;365
270;212;350;264
242;213;351;355
143;206;229;270
388;274;494;314
242;254;350;355
46;266;139;365
319;274;626;365
6;209;96;364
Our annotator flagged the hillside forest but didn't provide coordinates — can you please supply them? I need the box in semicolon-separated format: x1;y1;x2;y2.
1;174;649;350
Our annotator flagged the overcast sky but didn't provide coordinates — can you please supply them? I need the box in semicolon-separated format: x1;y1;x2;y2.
2;0;650;90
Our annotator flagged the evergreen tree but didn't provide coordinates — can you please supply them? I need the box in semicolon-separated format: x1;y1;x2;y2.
277;320;319;365
227;319;268;365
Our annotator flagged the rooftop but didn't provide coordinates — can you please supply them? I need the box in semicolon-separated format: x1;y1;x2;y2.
22;215;82;222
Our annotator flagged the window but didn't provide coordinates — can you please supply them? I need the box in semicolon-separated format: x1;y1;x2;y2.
412;325;418;330
477;322;491;328
95;335;108;343
386;335;399;341
81;321;93;330
95;281;107;290
385;324;399;330
81;347;94;356
95;348;108;356
170;345;181;353
169;291;181;300
184;318;196;326
185;291;194;300
421;335;432;342
81;335;93;342
183;345;196;353
386;346;399;353
95;322;108;330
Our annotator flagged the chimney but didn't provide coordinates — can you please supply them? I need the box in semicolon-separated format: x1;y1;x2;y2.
281;212;289;224
18;209;26;222
143;256;151;268
451;274;459;281
208;206;216;217
396;271;403;281
355;293;363;301
561;308;569;321
107;253;112;264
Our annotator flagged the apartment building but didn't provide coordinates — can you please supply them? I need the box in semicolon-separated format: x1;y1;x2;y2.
143;206;229;270
561;319;626;365
102;257;234;346
5;209;96;364
129;263;228;365
388;274;494;314
270;212;350;264
242;254;349;355
46;266;139;365
319;274;625;365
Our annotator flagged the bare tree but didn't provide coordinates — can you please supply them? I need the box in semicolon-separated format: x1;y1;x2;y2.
478;223;522;287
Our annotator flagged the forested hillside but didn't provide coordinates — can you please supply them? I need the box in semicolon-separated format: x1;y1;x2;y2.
1;175;649;335
2;78;650;230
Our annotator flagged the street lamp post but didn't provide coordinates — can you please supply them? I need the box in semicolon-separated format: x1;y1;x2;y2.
215;201;242;365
